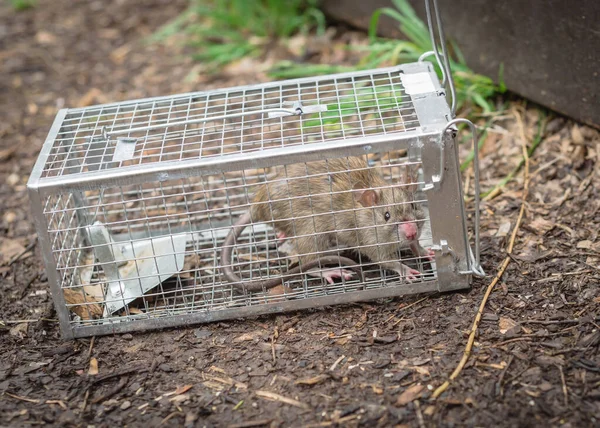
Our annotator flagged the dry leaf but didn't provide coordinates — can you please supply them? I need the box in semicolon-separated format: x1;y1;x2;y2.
294;374;329;386
175;385;193;395
233;331;262;342
267;284;293;297
529;217;555;235
496;221;511;237
9;322;28;338
499;317;518;334
35;31;56;44
124;343;143;354
77;88;105;108
424;405;436;416
412;366;431;376
88;357;99;376
63;289;103;320
0;238;25;264
577;240;593;249
571;125;584;145
396;384;424;406
371;385;384;395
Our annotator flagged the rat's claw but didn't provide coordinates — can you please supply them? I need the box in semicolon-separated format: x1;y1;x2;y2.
426;249;435;261
401;267;422;283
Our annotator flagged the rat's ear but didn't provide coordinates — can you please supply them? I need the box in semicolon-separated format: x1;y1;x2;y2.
354;188;379;207
399;164;420;193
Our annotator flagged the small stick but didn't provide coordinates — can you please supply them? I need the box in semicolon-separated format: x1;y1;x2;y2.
7;238;38;267
329;355;346;371
5;392;40;403
228;419;273;428
522;319;592;325
433;107;531;399
45;400;67;410
160;411;182;425
390;296;430;326
496;355;514;397
558;365;568;406
271;336;276;364
81;389;89;412
414;399;425;428
255;390;310;410
87;336;95;360
91;376;128;404
92;365;147;384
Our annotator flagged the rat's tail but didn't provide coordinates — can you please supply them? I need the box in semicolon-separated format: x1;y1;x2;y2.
220;211;252;289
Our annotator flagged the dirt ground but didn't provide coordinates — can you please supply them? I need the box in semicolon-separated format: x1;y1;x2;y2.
1;1;599;427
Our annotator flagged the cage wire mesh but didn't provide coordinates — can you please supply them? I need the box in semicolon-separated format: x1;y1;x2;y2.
28;1;484;339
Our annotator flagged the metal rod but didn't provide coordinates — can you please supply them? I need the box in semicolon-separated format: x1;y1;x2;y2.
443;118;484;277
105;108;304;138
424;0;456;117
418;50;447;86
432;0;457;117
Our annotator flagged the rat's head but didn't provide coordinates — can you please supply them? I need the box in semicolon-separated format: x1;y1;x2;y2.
352;165;425;247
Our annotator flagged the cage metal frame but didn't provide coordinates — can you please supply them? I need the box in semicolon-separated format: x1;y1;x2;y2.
28;0;484;339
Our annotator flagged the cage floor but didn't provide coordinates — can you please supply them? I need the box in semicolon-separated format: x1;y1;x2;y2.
66;216;436;328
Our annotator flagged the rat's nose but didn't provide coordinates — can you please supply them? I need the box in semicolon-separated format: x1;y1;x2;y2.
400;222;418;241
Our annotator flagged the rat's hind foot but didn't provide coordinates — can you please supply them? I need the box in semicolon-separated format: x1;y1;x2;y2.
307;268;355;284
276;232;288;243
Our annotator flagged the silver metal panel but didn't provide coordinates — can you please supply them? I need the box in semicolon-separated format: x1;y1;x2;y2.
35;129;439;194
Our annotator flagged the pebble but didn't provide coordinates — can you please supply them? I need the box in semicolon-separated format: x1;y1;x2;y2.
3;211;17;223
121;333;133;341
120;400;131;410
6;173;20;186
194;329;212;339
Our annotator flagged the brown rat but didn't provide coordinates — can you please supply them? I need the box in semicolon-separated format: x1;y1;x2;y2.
220;156;433;292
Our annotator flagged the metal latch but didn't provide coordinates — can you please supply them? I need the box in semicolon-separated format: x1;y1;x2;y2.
431;239;458;271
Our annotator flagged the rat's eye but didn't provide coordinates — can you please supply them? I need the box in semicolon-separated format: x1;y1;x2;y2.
384;211;391;222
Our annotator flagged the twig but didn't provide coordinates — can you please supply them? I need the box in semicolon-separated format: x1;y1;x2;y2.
4;392;40;403
92;365;147;384
6;238;38;267
414;399;425;428
496;355;514;397
390;296;431;326
81;389;89;412
488;337;533;348
522;319;593;326
91;376;128;404
228;419;273;428
255;390;310;409
160;411;182;425
329;355;346;371
87;336;95;360
432;107;531;399
20;272;39;299
558;365;568;406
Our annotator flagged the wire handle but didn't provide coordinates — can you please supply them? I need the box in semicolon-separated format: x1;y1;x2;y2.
442;118;485;277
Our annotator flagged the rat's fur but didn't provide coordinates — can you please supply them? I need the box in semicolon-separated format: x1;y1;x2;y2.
221;157;429;292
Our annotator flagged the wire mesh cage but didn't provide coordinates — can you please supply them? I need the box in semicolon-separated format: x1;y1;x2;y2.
28;2;484;339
